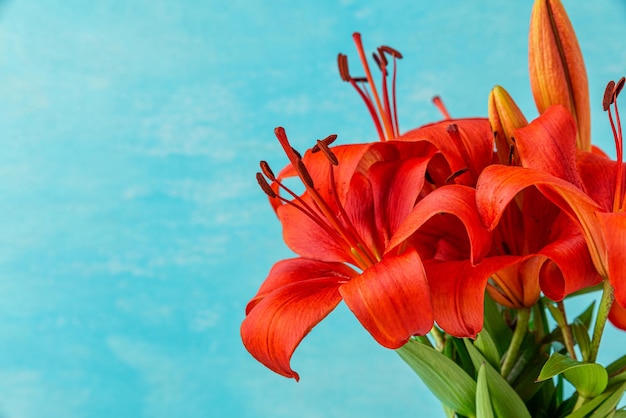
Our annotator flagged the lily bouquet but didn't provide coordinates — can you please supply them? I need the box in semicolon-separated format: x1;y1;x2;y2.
241;1;626;416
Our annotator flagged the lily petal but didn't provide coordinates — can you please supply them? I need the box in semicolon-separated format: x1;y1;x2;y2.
596;212;626;307
339;248;433;348
368;155;433;245
537;219;602;301
424;256;520;337
277;194;353;263
397;118;493;185
387;185;492;264
241;258;357;380
577;151;617;212
514;105;582;186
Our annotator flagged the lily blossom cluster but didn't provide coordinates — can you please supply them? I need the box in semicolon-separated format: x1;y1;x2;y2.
242;0;626;415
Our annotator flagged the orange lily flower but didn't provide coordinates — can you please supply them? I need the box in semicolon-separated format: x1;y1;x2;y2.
242;128;491;379
476;79;626;327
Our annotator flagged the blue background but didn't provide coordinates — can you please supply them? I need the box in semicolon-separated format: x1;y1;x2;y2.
0;1;624;417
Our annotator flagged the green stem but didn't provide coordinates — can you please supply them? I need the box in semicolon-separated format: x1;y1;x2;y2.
557;301;577;360
587;279;615;363
501;308;530;378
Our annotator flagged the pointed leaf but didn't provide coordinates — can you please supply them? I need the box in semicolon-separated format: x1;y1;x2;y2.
483;294;512;355
476;363;496;418
571;319;591;361
588;382;626;418
564;392;612;418
575;300;597;330
474;329;501;371
397;339;476;416
607;355;626;384
464;340;532;418
537;352;608;398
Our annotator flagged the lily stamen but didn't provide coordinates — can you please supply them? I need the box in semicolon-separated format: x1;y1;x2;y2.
603;77;626;211
266;127;380;269
338;33;402;141
257;168;340;239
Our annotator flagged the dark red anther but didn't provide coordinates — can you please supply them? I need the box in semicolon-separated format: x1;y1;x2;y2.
259;161;275;181
311;134;338;153
508;144;516;166
338;54;351;82
615;77;625;99
296;160;315;188
446;167;469;183
291;147;302;160
256;173;277;198
322;134;337;146
603;80;615;111
314;140;339;166
376;48;388;66
372;51;388;76
379;45;403;59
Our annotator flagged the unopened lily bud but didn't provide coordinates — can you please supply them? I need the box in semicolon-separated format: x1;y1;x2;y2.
529;0;590;151
488;86;528;165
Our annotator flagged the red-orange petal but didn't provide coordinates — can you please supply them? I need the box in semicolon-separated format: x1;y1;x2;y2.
538;219;602;301
514;105;582;187
397;118;493;185
596;212;626;307
368;155;433;245
424;256;521;337
242;259;357;380
339;248;433;348
386;185;492;264
277;195;353;263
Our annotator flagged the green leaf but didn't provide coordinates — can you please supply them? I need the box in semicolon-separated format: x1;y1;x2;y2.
571;320;591;361
474;329;501;371
483;294;512;355
575;301;596;330
397;338;476;416
537;352;608;398
509;344;549;402
564;392;611;418
464;340;531;418
607;355;626;380
476;363;495;418
450;336;477;377
588;382;626;418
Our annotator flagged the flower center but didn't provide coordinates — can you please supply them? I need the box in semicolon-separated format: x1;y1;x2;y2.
256;127;380;270
603;77;625;212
